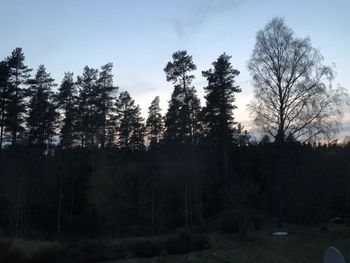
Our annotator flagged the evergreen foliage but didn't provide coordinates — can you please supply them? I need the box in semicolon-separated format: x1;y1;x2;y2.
27;65;58;146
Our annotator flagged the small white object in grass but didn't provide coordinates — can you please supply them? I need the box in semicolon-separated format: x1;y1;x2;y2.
272;232;288;236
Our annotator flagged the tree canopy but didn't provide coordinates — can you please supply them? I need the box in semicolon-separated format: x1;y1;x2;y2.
248;17;347;143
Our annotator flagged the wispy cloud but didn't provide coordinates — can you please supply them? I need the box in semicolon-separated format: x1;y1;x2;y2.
172;0;245;38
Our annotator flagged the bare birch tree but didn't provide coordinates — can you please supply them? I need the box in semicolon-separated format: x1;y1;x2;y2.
248;17;347;143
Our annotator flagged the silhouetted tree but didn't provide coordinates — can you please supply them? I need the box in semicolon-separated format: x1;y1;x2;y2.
129;106;145;151
57;72;78;148
0;60;10;149
164;50;201;143
115;91;145;150
6;48;32;145
164;50;202;226
27;65;58;146
76;66;99;147
248;17;348;227
146;96;163;146
96;63;118;148
248;17;347;143
202;54;252;221
202;53;241;146
233;123;250;146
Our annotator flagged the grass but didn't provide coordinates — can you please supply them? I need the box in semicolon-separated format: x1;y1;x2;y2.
1;223;350;262
110;224;350;263
11;239;59;258
0;231;209;262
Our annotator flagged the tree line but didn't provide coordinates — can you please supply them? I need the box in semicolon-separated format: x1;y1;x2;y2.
0;17;348;239
0;47;250;237
0;48;249;151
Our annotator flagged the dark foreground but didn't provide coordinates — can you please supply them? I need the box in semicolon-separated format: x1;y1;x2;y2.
1;224;350;262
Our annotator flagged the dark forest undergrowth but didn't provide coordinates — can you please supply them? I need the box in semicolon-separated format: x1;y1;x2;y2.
1;223;350;263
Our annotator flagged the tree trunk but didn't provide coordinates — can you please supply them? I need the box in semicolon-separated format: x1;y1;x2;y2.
151;187;155;235
199;170;203;225
15;178;22;237
0;104;4;150
160;181;164;230
57;153;66;239
0;124;3;150
101;100;106;149
12;72;19;146
12;129;17;145
277;143;286;228
69;191;75;235
57;182;63;239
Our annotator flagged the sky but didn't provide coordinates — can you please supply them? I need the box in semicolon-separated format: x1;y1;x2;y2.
1;0;350;139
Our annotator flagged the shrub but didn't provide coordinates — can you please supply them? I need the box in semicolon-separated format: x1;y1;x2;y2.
128;239;162;258
163;229;210;255
65;241;113;263
65;241;131;262
28;245;65;263
220;210;239;233
191;235;210;251
177;228;192;244
164;236;191;255
0;240;12;252
110;243;127;260
0;248;26;263
0;241;26;263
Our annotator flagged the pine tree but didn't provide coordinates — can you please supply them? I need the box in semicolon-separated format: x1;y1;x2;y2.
96;63;118;148
233;123;250;146
115;91;145;150
57;72;78;148
0;60;11;149
129;105;145;151
6;48;32;145
76;66;99;147
202;53;243;200
202;53;241;147
27;65;58;146
164;50;201;143
146;96;163;146
164;50;202;226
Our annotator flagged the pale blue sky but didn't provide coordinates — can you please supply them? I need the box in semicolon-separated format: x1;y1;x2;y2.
1;0;349;137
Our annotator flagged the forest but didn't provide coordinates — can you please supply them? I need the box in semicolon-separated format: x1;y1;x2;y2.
0;17;349;248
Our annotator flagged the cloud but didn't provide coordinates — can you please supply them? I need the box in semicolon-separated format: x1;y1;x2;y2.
172;0;245;38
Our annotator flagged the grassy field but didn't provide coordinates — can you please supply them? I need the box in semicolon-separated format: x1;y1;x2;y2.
3;223;350;262
112;224;350;263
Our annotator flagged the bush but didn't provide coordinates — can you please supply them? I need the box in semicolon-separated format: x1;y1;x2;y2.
191;235;210;251
128;239;162;258
0;240;26;263
0;240;12;252
64;241;128;262
177;228;192;244
0;248;26;263
14;233;209;262
65;241;115;263
220;210;239;233
163;229;210;255
164;236;191;255
28;245;65;263
110;243;127;260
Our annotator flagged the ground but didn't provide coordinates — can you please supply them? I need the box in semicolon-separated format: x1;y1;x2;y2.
8;223;350;262
112;224;350;263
